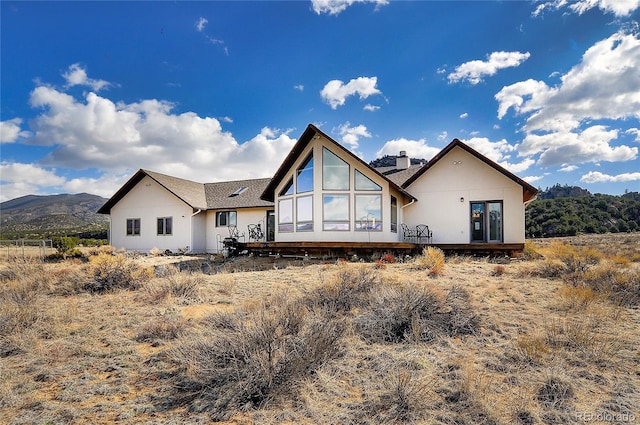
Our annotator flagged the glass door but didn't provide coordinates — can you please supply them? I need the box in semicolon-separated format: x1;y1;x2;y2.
266;210;275;241
471;202;485;242
470;201;503;243
487;202;503;242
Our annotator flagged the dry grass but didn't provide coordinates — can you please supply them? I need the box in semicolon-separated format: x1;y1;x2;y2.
0;232;639;424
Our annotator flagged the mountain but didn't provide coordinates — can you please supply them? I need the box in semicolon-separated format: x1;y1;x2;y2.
526;187;640;238
0;193;109;239
537;184;592;200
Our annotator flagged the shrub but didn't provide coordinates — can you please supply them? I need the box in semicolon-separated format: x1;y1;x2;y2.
174;296;345;417
557;285;600;310
136;315;185;344
354;283;444;343
353;282;477;343
514;333;550;365
414;247;445;276
491;264;506;276
307;264;379;314
536;376;574;410
83;253;153;292
445;285;479;337
52;236;81;257
380;253;396;264
578;261;640;306
376;372;429;422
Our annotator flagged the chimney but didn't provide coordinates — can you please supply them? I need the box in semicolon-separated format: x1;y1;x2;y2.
396;151;410;170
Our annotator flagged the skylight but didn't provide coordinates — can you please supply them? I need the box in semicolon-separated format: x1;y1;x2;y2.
229;186;248;197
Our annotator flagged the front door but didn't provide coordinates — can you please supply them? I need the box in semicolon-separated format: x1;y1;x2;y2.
470;201;503;243
471;202;485;242
266;210;275;241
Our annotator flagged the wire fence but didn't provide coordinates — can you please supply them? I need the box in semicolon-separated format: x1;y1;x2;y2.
0;239;55;259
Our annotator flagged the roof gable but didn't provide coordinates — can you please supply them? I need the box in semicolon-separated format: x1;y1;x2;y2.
97;169;206;214
260;124;416;202
402;139;538;202
97;170;272;214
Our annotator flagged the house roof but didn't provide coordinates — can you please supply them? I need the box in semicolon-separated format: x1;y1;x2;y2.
401;139;539;203
205;178;273;209
375;165;423;187
97;169;273;214
260;124;417;203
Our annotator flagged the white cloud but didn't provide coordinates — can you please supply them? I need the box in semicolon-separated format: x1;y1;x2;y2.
560;164;579;172
497;31;640;130
523;175;544;183
196;17;208;32
459;112;468;119
63;63;111;91
438;131;448;141
626;128;640;141
363;104;380;112
294;84;304;92
520;126;637;167
310;0;388;15
14;67;301;199
448;51;530;85
336;122;371;150
462;136;535;173
320;76;382;109
0;162;67;202
0;118;31;143
496;31;640;167
376;138;440;161
534;0;640;17
581;170;640;183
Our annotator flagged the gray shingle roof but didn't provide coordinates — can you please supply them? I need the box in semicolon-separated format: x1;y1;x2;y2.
373;165;423;187
205;178;273;209
143;170;208;210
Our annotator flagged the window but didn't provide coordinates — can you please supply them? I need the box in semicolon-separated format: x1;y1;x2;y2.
355;170;381;191
323;194;350;230
278;198;293;232
157;217;172;235
126;218;140;236
323;148;349;190
296;195;313;231
216;211;237;227
296;153;314;193
355;195;382;231
390;196;398;233
229;186;247;197
279;177;294;196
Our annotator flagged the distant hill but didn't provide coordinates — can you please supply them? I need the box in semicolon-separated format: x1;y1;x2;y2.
526;186;640;237
0;193;109;239
369;155;426;168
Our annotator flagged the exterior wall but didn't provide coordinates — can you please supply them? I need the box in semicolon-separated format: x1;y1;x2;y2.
191;212;207;253
273;137;405;243
109;176;194;252
205;207;270;253
403;146;526;244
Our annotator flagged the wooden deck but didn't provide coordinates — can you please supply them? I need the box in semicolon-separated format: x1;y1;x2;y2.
228;240;525;258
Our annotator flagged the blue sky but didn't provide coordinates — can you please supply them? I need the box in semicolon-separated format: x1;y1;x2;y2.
1;0;639;202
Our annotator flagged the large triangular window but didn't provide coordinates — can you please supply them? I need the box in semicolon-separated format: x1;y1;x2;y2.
296;153;314;193
355;170;381;191
279;177;294;196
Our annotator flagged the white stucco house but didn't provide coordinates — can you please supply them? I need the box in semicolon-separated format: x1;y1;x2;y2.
98;124;537;254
